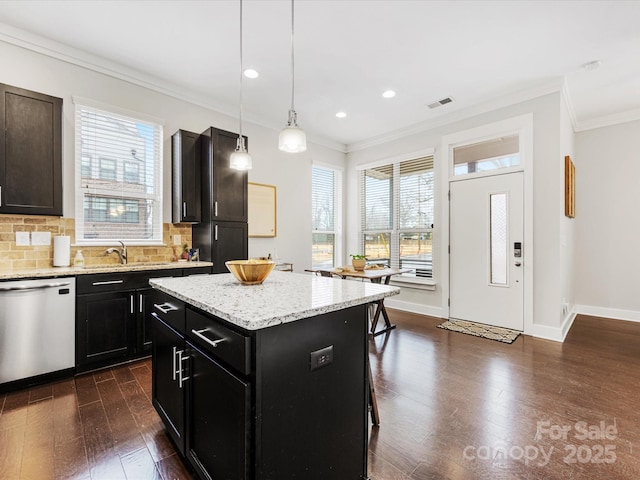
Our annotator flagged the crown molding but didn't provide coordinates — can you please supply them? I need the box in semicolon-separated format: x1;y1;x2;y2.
574;107;640;132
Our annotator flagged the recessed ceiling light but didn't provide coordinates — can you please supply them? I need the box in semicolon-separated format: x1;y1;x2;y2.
382;90;396;99
336;111;347;118
243;68;259;78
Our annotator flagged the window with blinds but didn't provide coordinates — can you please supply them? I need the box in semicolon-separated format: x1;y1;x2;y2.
74;103;163;244
312;166;342;269
359;156;434;278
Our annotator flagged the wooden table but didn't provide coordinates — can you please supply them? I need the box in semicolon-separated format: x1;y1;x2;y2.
307;267;411;336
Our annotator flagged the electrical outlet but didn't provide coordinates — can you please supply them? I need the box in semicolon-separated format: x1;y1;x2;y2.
31;231;52;246
310;345;333;372
15;231;30;246
173;234;182;246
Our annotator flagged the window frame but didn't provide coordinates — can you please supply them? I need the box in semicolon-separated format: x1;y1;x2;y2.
73;97;164;246
311;164;343;269
358;150;435;285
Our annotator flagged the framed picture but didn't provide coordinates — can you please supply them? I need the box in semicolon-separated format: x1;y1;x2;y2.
248;182;277;237
564;155;575;218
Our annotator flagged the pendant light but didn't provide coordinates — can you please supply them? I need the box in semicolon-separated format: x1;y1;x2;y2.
278;0;306;153
230;0;252;170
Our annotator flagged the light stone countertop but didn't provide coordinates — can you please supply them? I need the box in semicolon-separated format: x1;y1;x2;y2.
150;270;400;331
0;261;213;280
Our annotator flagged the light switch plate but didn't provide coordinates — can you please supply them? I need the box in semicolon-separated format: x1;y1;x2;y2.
31;231;52;246
15;231;30;246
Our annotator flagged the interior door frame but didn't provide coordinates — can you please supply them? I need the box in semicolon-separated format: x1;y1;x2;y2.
440;114;534;335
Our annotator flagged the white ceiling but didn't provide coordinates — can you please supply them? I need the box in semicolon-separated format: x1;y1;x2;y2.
1;0;639;150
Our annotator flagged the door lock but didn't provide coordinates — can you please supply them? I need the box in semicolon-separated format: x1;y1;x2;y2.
514;242;522;258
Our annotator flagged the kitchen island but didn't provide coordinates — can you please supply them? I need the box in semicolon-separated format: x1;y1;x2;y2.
149;271;399;480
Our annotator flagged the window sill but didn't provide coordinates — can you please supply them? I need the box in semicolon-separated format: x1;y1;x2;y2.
390;276;437;291
73;241;166;247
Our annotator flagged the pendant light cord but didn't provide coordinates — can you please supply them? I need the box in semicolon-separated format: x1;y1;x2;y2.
290;0;295;113
238;0;244;142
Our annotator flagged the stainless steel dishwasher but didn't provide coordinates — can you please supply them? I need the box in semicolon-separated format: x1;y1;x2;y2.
0;277;75;385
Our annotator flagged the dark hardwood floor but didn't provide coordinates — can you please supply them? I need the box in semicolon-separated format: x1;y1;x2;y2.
1;311;639;479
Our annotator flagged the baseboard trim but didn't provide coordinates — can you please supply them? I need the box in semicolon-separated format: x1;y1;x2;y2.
525;318;572;343
384;298;444;319
575;305;640;323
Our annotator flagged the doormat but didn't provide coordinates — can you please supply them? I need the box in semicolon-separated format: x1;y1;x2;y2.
437;319;521;344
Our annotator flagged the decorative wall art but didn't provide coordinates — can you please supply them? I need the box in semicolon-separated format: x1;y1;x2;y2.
248;182;277;237
564;155;575;218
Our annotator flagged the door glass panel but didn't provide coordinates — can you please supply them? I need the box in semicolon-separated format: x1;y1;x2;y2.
454;134;520;176
490;193;508;285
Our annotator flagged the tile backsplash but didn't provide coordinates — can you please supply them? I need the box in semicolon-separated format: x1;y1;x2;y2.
0;215;193;272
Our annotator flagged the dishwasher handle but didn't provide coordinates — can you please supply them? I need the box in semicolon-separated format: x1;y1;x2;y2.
0;281;71;292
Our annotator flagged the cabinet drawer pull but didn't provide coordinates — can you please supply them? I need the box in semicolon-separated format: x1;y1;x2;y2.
92;280;124;286
191;328;225;348
154;302;179;314
183;201;187;217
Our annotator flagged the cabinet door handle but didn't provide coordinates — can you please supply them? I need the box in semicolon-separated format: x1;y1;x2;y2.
0;185;2;207
153;302;179;314
214;224;218;241
191;328;225;348
139;294;143;313
172;346;178;381
214;201;218;217
177;350;190;388
92;280;124;286
130;294;134;314
183;201;187;217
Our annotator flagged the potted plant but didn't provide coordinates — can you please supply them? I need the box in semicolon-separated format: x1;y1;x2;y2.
350;254;366;271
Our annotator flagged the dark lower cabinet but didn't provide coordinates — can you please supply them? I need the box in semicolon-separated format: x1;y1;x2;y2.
193;221;248;273
76;291;135;367
186;343;250;480
76;267;208;371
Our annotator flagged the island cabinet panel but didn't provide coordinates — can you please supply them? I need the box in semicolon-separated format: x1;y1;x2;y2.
254;305;368;479
151;287;370;480
186;343;251;480
152;314;186;454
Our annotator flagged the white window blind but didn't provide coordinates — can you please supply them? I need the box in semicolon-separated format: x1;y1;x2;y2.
74;103;163;244
359;156;434;278
312;166;342;269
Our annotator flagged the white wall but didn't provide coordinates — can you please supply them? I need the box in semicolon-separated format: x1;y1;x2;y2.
575;119;640;321
347;93;571;337
0;40;343;272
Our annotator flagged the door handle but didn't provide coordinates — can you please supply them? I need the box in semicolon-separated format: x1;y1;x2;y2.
515;262;522;267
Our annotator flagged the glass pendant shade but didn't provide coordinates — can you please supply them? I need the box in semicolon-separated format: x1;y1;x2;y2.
279;124;307;153
230;137;252;170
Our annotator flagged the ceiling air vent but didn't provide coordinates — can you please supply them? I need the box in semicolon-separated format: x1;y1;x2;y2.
428;97;454;109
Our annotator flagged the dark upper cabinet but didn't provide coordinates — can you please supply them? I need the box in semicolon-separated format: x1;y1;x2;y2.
200;127;248;223
0;83;63;216
172;129;201;223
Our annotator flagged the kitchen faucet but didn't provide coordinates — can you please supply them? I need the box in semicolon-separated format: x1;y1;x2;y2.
106;240;128;264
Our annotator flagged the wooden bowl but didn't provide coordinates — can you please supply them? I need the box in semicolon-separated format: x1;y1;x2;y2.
225;259;276;285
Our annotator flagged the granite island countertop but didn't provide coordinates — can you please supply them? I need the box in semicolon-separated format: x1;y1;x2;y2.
150;270;400;331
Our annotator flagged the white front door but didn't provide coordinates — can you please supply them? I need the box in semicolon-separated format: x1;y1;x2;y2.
449;172;524;330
